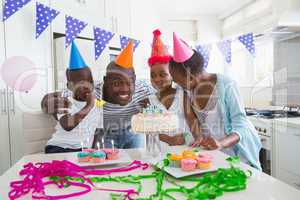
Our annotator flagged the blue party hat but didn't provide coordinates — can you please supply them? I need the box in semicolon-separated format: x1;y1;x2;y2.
69;41;87;70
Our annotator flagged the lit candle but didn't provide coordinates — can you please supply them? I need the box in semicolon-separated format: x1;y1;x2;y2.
80;141;83;152
97;142;100;151
111;140;114;152
102;137;105;149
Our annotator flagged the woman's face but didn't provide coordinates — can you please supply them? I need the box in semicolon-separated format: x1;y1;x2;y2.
150;63;172;91
169;64;197;91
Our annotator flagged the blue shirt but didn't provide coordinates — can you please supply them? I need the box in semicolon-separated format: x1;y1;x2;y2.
217;74;262;170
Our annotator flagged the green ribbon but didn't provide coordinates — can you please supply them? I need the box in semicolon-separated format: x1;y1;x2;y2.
50;156;251;200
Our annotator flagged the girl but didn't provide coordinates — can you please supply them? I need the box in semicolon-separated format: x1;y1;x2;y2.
147;30;199;146
168;33;262;169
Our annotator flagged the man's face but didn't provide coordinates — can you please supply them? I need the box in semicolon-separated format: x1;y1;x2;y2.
104;71;136;105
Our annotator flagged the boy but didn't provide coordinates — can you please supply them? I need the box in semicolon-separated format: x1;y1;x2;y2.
45;41;103;153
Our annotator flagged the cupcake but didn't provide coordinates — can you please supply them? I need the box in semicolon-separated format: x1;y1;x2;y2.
103;149;119;160
181;158;197;171
77;152;91;163
91;151;106;163
182;150;196;157
168;154;183;168
82;148;95;153
197;155;212;170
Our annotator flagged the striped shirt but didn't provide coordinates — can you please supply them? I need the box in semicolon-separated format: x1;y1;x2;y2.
94;80;153;131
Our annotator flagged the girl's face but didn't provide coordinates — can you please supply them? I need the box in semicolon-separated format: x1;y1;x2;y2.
150;63;172;91
169;64;197;91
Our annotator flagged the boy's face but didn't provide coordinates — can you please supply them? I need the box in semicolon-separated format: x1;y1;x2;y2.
104;70;136;106
67;68;94;101
169;64;196;91
150;63;172;91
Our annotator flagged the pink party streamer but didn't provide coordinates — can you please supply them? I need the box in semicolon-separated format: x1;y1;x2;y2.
9;160;148;200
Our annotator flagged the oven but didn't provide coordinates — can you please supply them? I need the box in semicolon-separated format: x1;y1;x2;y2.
249;117;273;175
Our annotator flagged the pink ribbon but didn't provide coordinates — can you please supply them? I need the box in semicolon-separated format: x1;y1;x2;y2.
8;160;148;200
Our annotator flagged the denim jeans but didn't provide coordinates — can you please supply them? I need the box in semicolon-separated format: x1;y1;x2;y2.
95;127;144;149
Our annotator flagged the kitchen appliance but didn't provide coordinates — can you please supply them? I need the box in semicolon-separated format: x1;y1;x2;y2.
247;106;300;175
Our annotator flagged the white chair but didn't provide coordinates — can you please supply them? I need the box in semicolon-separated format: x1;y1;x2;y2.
23;113;57;154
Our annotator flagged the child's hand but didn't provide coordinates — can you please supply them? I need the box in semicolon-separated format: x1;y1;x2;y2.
86;92;96;106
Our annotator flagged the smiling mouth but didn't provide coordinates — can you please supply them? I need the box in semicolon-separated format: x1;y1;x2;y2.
119;94;130;100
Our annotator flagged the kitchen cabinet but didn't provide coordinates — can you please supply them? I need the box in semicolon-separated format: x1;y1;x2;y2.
0;1;11;175
274;120;300;189
105;0;131;35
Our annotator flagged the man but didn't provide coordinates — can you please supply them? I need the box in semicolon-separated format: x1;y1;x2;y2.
42;40;152;149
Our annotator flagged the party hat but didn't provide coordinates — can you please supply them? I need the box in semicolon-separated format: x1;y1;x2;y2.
115;40;133;69
173;32;194;63
69;41;87;70
148;29;171;66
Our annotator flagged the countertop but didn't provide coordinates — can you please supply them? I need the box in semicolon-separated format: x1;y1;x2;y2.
1;146;300;199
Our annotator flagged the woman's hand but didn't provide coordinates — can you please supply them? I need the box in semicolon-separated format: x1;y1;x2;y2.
200;136;223;150
190;135;223;150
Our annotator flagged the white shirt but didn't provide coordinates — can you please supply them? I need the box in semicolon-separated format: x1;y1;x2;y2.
148;87;194;146
47;97;103;149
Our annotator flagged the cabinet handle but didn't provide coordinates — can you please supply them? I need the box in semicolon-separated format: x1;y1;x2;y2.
115;17;118;33
9;90;15;114
0;89;7;115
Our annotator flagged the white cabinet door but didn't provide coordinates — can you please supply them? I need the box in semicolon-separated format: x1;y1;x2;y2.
105;0;131;35
275;123;300;188
4;0;54;164
0;1;11;175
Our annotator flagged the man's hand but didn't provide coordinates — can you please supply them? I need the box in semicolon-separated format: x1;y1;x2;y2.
41;92;71;115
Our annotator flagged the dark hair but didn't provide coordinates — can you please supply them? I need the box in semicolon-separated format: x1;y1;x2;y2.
65;68;93;82
105;61;136;78
170;50;204;74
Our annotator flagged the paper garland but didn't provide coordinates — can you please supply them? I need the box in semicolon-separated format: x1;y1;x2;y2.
35;2;60;38
93;27;115;60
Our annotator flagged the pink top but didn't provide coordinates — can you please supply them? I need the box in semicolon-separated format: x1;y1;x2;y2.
198;153;213;160
197;156;212;163
103;149;119;154
181;158;197;165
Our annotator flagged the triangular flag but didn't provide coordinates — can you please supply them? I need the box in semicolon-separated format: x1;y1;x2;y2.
93;27;115;60
195;44;212;68
115;40;134;69
3;0;31;21
69;41;87;70
238;33;255;56
65;15;88;48
36;2;60;38
120;35;140;51
217;40;232;64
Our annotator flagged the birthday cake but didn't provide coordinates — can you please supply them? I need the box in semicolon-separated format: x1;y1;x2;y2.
131;106;179;134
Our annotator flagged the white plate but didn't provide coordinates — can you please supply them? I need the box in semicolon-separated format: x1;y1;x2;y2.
66;150;132;167
156;150;231;178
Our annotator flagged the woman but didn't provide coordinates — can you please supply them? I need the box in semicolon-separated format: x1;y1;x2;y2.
147;29;198;146
169;32;262;169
